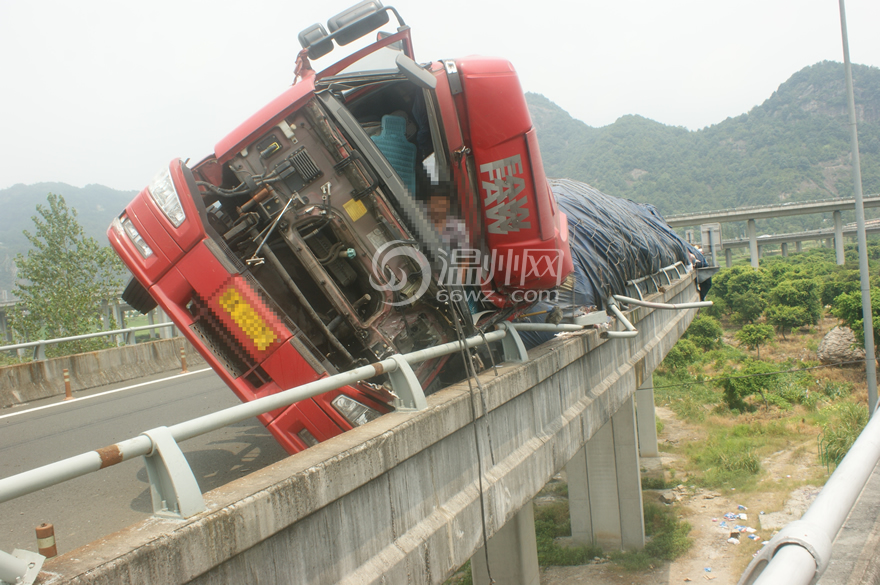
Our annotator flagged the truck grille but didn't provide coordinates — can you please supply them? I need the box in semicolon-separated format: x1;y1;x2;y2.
189;294;270;389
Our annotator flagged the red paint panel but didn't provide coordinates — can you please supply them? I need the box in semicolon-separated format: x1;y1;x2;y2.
175;241;233;300
455;56;573;297
260;341;322;391
266;401;345;453
457;57;531;150
215;73;316;163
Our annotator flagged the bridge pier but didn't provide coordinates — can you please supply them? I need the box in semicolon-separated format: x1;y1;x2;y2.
635;377;659;457
471;502;540;585
797;241;803;253
781;242;789;257
747;219;759;268
834;210;845;265
725;248;732;267
567;395;645;551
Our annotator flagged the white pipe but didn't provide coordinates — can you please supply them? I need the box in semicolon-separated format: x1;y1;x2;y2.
606;301;637;332
612;295;713;310
512;323;587;332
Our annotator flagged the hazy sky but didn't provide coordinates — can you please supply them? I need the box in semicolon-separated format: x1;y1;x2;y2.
1;0;878;192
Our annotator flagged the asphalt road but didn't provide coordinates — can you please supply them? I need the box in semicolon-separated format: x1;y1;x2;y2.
0;367;288;555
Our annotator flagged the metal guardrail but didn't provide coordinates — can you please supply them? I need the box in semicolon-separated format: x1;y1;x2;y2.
739;408;880;585
0;323;177;361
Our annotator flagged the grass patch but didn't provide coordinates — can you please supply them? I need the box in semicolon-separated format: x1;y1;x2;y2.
686;424;764;489
534;501;604;566
610;502;692;570
641;476;673;490
653;369;718;423
443;560;471;585
819;401;869;469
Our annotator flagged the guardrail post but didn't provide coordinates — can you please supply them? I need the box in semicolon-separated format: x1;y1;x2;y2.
0;548;43;585
497;322;528;363
387;355;427;411
180;347;187;373
141;426;206;519
32;342;46;361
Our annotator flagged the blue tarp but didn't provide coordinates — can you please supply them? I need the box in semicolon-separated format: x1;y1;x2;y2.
518;178;704;348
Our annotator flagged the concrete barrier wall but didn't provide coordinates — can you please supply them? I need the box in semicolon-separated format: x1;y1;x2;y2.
41;275;697;585
0;338;206;408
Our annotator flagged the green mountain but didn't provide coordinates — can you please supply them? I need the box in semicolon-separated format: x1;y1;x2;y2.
3;61;878;296
527;61;880;236
0;183;135;297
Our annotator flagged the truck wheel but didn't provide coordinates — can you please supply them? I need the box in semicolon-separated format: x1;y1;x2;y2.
122;277;158;314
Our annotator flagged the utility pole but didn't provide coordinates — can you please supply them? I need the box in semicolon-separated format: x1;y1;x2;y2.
839;0;877;413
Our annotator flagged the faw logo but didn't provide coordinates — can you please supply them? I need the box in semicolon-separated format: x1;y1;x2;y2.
480;155;531;234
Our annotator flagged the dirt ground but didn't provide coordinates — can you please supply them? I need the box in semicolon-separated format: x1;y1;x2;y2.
540;406;823;585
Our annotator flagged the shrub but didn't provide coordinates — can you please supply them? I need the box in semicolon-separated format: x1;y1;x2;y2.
661;339;700;371
819;402;869;469
684;315;723;350
821;380;854;399
735;323;775;358
717;359;779;410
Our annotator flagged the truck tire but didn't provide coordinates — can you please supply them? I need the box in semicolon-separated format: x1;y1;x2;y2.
122;277;158;314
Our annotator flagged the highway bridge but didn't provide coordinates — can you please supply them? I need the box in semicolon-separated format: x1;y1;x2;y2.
1;270;878;585
665;195;880;268
0;272;696;584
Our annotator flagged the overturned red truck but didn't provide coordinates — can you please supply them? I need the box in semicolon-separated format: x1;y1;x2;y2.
108;1;574;453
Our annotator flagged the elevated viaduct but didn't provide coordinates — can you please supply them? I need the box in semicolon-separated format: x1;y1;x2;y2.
29;269;698;584
666;195;880;267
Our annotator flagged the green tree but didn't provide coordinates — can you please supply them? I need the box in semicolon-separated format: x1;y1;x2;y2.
712;266;769;324
769;278;822;325
684;314;723;350
11;193;124;355
735;323;775;358
764;305;810;339
832;288;880;354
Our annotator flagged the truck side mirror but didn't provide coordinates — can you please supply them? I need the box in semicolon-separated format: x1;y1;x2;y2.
328;1;391;46
298;23;333;59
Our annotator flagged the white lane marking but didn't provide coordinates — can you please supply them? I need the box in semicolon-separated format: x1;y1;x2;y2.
0;368;213;421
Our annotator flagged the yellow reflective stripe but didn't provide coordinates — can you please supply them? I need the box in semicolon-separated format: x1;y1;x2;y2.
218;288;277;351
37;536;55;548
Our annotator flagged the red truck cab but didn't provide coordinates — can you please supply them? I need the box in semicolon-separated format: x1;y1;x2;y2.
108;0;571;454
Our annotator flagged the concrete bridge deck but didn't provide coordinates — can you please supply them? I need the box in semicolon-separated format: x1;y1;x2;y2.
35;274;698;585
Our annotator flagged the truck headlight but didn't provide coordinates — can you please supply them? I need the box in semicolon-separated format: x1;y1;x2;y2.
114;216;154;258
149;167;186;227
331;395;382;426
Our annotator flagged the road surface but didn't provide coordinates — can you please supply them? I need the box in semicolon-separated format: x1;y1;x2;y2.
0;367;288;555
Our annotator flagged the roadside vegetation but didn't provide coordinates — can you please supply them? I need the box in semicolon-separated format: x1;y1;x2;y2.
655;241;879;493
448;240;878;583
